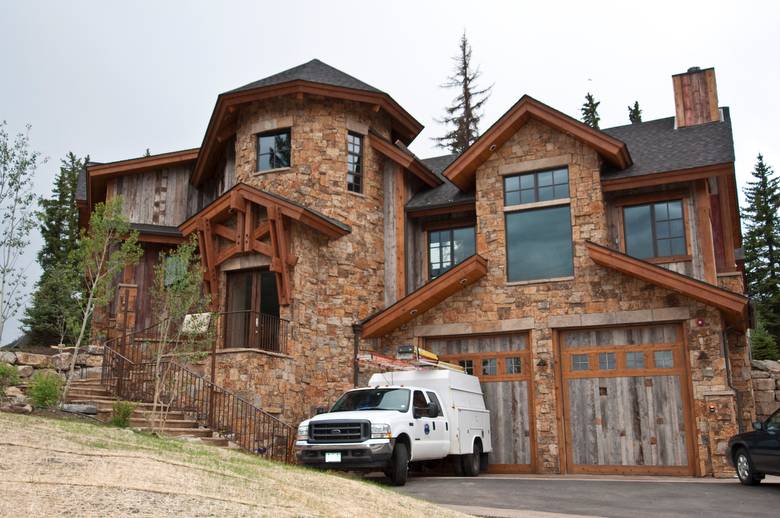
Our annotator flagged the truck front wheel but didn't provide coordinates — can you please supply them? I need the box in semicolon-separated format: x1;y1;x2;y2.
462;441;482;477
387;442;409;486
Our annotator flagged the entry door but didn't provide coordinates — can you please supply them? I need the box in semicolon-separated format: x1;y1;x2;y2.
426;333;534;473
557;324;695;475
224;269;278;348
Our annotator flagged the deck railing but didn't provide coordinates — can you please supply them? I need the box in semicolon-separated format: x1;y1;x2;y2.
221;310;289;354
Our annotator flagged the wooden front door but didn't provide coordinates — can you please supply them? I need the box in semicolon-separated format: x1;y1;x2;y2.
425;333;534;473
224;269;279;349
556;324;695;475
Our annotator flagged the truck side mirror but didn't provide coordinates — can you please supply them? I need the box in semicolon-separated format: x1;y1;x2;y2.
427;401;438;418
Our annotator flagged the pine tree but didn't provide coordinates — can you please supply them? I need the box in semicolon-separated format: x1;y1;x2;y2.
742;153;780;346
751;317;779;361
22;152;85;344
434;32;492;155
628;101;642;124
581;93;601;129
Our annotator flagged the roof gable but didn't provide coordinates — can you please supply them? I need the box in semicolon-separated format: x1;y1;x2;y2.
443;96;631;190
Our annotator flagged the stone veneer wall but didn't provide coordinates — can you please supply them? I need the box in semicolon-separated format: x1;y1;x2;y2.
207;96;394;425
369;119;753;477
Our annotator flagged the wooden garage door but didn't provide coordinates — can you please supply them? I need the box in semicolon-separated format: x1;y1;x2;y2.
425;333;534;473
557;324;695;475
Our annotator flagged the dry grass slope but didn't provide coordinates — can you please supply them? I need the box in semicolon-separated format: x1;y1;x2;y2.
0;413;466;517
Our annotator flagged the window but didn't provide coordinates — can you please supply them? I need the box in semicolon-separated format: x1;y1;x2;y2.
625;351;645;369
482;358;497;376
572;354;589;371
459;359;474;375
504;168;569;206
412;390;428;413
425;391;444;416
598;352;616;370
347;132;363;193
428;226;476;278
163;255;186;287
766;409;780;431
505;357;522;375
654;350;674;368
256;129;291;172
623;200;686;259
504;169;573;283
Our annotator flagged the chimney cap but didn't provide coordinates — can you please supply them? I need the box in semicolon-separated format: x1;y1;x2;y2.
687;66;702;73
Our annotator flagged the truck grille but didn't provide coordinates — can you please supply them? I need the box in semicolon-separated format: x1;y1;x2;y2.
309;420;369;443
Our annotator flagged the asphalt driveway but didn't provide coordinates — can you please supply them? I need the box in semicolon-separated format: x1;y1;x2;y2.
392;474;780;518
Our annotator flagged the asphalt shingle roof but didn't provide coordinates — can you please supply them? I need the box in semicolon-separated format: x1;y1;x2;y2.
601;108;734;180
228;59;383;95
405;154;475;211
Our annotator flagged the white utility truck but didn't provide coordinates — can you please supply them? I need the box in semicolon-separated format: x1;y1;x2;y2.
295;368;492;486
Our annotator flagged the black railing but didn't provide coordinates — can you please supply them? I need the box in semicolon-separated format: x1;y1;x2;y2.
222;310;289;354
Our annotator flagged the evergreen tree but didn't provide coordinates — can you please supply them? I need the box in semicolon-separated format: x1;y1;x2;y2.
742;153;780;346
143;148;151;157
581;93;601;129
22;152;84;343
434;32;492;154
628;101;642;124
750;317;779;361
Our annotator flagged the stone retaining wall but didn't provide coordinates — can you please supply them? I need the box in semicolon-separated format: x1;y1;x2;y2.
0;346;104;381
751;359;780;420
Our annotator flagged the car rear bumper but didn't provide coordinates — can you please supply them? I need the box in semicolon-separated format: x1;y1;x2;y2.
296;439;394;470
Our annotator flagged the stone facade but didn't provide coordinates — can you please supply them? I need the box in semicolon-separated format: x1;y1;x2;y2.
368;119;753;477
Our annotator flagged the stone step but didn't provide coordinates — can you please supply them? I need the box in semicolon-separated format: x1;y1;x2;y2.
65;396;118;404
132;410;188;420
199;437;230;448
134;427;213;438
67;388;111;397
129;418;198;428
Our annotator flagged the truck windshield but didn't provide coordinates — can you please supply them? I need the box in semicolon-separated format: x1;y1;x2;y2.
330;388;410;412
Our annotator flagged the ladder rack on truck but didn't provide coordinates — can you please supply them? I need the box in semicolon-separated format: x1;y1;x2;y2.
356;345;464;373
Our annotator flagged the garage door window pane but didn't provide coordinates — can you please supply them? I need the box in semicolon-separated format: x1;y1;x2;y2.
459;359;474;375
598;352;616;370
625;351;645;369
482;358;497;376
505;357;522;375
654;350;674;368
572;354;589;371
506;205;573;282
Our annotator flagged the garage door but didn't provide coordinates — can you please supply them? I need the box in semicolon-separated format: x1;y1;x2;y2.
425;333;534;473
557;324;694;475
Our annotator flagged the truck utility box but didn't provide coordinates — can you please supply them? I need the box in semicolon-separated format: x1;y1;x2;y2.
367;369;492;457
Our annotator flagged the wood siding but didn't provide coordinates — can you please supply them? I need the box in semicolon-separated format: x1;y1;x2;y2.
108;165;192;226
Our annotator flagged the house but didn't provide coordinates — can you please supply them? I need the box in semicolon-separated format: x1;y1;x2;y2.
77;60;753;477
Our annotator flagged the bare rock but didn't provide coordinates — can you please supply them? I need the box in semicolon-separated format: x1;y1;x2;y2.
14;352;52;368
764;360;780;373
87;345;104;355
753;378;776;391
61;403;97;415
50;352;73;371
3;386;24;398
0;351;16;364
752;369;770;379
1;402;32;414
15;365;33;378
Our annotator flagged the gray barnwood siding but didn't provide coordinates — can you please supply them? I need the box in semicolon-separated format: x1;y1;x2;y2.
109;165;192;226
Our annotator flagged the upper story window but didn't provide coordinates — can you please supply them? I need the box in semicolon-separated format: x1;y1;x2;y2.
256;129;291;172
429;226;475;279
503;168;573;283
347;132;364;193
623;199;686;259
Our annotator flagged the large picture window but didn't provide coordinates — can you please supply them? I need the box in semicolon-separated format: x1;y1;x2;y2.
256;129;291;172
428;226;476;279
503;168;573;283
623;200;686;259
347;132;364;193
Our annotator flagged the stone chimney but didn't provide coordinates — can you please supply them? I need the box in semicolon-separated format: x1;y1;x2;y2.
672;66;721;128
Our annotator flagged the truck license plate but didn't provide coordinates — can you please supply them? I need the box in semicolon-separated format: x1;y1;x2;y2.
325;452;341;463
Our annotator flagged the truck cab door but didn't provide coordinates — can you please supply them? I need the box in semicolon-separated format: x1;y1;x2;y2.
412;390;436;460
425;391;451;458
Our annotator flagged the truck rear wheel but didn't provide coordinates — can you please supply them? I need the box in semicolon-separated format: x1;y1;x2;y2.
388;442;409;486
462;442;481;477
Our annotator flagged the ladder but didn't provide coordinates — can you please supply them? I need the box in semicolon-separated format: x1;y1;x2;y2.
357;345;464;373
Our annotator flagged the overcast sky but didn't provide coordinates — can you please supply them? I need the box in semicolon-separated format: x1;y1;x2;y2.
1;0;778;343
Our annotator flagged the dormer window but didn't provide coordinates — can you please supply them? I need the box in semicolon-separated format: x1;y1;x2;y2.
623;199;687;259
256;129;291;172
347;132;364;193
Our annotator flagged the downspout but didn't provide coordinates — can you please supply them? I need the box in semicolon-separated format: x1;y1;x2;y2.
352;323;362;387
720;325;744;433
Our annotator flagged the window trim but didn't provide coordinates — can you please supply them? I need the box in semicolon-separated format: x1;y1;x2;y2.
438;349;530;382
346;131;364;194
614;192;691;262
426;224;476;280
255;128;292;173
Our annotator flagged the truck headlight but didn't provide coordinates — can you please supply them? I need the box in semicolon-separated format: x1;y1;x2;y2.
371;423;391;439
297;424;309;441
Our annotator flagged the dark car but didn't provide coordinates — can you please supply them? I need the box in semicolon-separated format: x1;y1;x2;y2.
727;408;780;485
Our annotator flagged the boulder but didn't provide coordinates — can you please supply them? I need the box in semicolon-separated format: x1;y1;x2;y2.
82;354;103;368
3;386;24;398
751;369;770;379
0;351;16;364
764;360;780;373
15;365;33;378
50;352;73;371
60;403;97;415
1;402;32;414
753;378;776;391
14;352;51;368
87;345;104;355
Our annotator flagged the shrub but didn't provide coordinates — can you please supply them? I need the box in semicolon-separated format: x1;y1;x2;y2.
28;371;64;408
110;401;136;428
0;363;20;395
